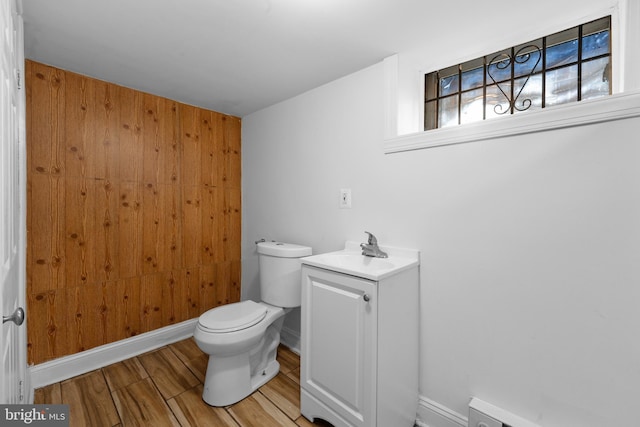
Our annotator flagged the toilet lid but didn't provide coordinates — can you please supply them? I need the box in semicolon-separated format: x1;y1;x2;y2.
198;300;268;333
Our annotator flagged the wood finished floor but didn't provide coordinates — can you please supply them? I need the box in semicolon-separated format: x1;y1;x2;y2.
34;338;333;427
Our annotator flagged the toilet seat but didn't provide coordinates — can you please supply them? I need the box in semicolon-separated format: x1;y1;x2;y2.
198;300;268;333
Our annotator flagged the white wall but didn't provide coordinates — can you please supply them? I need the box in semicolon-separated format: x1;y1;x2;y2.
242;3;640;426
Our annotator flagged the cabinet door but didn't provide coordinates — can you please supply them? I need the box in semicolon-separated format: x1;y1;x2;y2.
301;266;377;427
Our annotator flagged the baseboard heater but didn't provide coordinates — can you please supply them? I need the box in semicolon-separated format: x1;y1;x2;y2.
469;398;541;427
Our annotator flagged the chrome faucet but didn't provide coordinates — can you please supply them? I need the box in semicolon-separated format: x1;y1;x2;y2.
360;231;388;258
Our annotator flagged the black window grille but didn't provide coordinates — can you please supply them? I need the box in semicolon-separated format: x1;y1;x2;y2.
424;16;611;130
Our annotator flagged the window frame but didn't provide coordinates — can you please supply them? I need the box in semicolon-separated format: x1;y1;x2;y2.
381;6;637;154
424;16;612;131
384;90;640;153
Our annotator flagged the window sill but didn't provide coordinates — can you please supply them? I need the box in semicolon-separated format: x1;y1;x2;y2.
383;90;640;154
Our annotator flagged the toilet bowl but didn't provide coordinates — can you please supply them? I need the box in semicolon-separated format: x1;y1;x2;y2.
193;241;312;407
194;300;286;406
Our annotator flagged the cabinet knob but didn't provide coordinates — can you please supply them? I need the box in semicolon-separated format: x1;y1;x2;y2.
363;294;370;302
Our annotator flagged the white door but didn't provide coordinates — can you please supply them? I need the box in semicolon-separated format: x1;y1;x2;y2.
301;266;377;427
0;0;27;404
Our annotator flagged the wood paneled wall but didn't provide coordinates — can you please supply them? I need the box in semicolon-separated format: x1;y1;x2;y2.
25;60;241;365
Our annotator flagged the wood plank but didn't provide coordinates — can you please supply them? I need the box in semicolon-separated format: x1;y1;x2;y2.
223;188;241;262
60;370;120;427
168;338;204;364
117;180;143;278
229;260;242;304
65;282;103;354
27;173;65;293
88;281;111;351
200;110;223;188
182;353;208;384
35;341;318;427
94;78;119;180
95;178;119;282
115;276;142;338
142;182;182;274
102;357;149;392
228;392;298;427
169;338;208;383
259;373;301;420
212;186;226;263
215;262;233;308
99;279;123;345
27;60;242;364
25;292;43;363
223;115;241;189
142;92;161;185
161;270;179;325
161;98;180;185
168;385;239;427
33;383;62;404
211;261;241;308
111;377;180;427
182;185;202;268
26;61;66;177
141;273;164;332
179;103;201;186
159;182;182;272
27;289;70;363
64;177;96;287
138;348;199;400
142;181;161;274
117;86;143;182
277;346;301;379
199;264;218;310
286;366;301;387
64;71;95;179
141;95;180;185
180;267;202;320
201;186;220;263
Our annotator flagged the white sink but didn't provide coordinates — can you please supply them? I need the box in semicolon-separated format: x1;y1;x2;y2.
301;241;419;281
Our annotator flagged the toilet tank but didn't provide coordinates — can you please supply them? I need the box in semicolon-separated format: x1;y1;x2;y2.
257;241;312;308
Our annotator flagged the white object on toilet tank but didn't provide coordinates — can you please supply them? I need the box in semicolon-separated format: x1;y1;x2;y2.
257;241;312;308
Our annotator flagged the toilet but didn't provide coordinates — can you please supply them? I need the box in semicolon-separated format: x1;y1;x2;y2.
193;241;312;406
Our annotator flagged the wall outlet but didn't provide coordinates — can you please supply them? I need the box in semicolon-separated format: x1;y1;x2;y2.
339;188;352;209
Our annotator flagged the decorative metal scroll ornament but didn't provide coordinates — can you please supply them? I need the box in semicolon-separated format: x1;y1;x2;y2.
487;45;541;115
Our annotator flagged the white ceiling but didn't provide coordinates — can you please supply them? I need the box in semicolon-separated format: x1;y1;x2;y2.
21;0;596;117
21;0;476;117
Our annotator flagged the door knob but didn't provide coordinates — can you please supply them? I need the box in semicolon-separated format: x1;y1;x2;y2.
3;307;25;326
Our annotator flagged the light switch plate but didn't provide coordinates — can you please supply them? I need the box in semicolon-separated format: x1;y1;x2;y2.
339;188;352;209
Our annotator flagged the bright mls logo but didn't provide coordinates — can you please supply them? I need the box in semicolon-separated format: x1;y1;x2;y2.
1;405;69;426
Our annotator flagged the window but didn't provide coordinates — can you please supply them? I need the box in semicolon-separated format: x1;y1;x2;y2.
424;16;611;131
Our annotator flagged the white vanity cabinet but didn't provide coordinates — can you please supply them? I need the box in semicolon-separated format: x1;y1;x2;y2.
300;258;419;427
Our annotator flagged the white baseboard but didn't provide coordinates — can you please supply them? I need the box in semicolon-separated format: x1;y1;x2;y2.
30;318;198;389
275;326;469;427
27;318;463;427
416;395;468;427
280;325;300;354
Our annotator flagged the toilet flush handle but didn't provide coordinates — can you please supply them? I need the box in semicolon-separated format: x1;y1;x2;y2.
363;294;370;302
